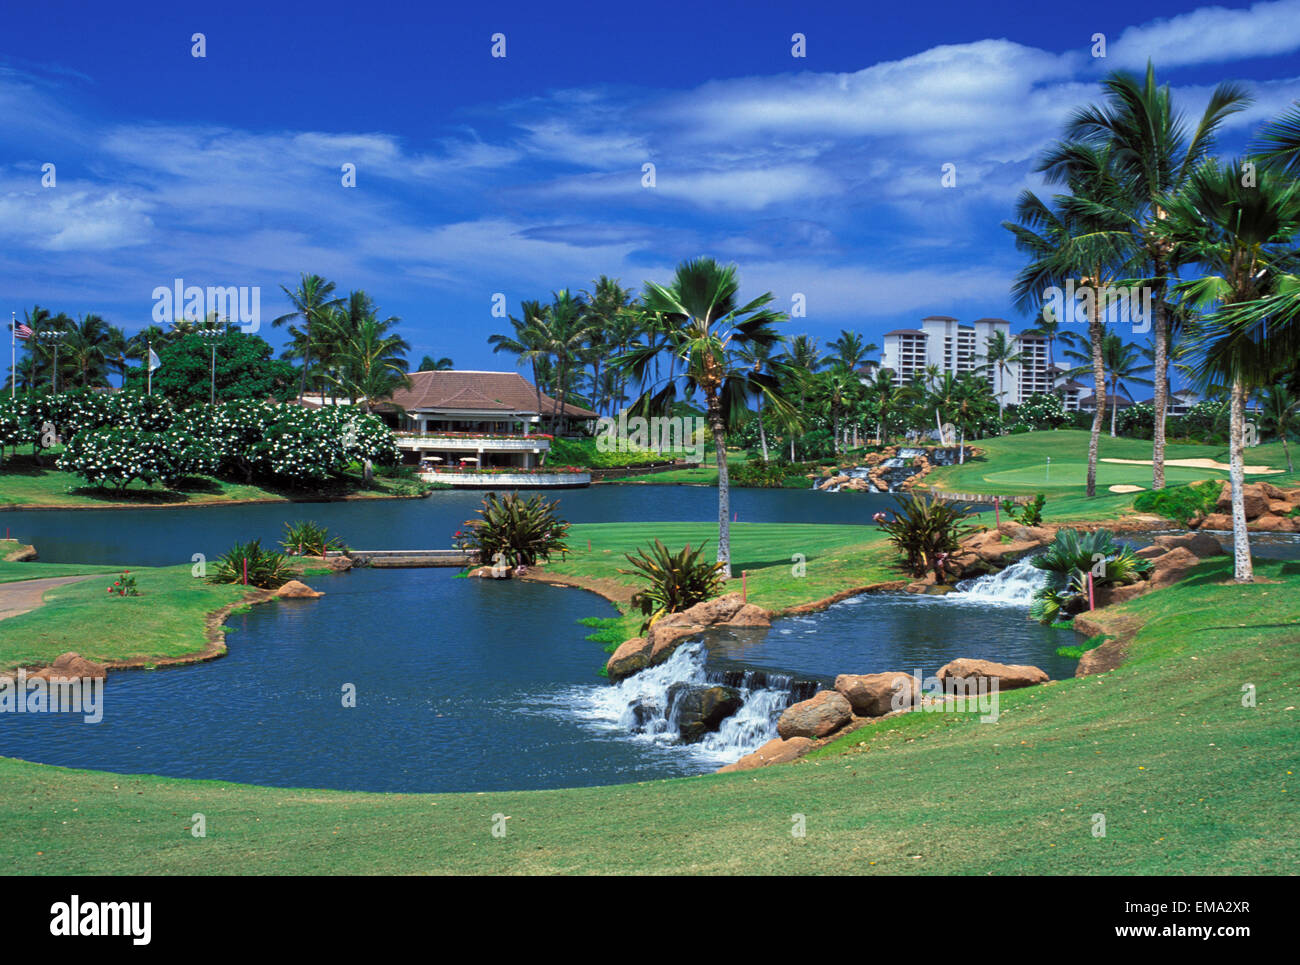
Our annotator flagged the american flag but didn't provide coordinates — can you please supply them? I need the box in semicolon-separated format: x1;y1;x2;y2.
13;322;33;340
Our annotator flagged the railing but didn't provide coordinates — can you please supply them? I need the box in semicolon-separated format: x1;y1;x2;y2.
419;470;591;487
395;434;551;451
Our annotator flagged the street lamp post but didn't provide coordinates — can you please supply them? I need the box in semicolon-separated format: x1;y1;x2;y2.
36;328;68;396
197;327;225;406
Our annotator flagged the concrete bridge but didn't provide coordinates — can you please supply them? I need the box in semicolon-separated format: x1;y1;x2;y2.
333;549;473;568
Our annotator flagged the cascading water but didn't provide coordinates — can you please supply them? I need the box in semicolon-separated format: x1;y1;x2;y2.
946;557;1045;606
572;643;819;765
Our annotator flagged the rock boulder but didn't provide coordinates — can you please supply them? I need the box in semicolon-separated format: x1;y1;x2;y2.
31;652;107;681
274;580;323;599
937;658;1048;691
834;672;920;717
606;637;652;682
668;684;744;742
717;736;814;772
777;690;852;739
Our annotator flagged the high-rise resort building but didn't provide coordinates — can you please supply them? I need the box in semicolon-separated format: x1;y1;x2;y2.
879;315;1063;405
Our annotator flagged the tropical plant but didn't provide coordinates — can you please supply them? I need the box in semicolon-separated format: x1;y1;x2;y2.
977;329;1023;417
1159;160;1300;582
417;355;455;371
1132;480;1221;526
1028;528;1154;624
1007;139;1137;497
463;491;570;568
1008;493;1047;527
273;273;342;402
209;539;291;588
613;257;792;576
877;492;979;584
1062;62;1250;489
281;520;344;557
620;539;727;631
1258;383;1297;472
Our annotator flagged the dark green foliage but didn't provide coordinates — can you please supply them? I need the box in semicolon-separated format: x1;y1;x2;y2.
1029;528;1154;624
1008;493;1047;526
1132;480;1221;525
464;491;570;567
877;492;979;584
620;539;727;631
209;539;290;588
281;520;344;556
123;331;298;408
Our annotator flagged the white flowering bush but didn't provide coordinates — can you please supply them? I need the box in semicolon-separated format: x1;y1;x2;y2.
0;398;36;455
57;427;187;489
1008;393;1069;433
29;389;176;442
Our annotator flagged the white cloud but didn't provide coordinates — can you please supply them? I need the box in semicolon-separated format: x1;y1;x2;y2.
1108;0;1300;69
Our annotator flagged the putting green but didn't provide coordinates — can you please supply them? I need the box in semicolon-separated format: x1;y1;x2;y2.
984;461;1223;489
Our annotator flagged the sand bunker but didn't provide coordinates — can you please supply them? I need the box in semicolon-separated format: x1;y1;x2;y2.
1108;484;1145;493
1099;457;1282;475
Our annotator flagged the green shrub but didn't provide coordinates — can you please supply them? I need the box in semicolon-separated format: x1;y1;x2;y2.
1132;480;1221;526
620;539;727;631
1057;633;1110;659
281;520;344;556
876;493;979;584
209;539;290;588
463;491;570;568
1029;529;1153;624
1008;493;1047;526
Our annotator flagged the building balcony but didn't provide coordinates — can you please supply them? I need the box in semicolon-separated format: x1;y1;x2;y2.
395;432;552;452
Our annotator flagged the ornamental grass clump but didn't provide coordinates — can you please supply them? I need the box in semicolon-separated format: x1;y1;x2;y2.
1028;528;1153;624
209;539;290;588
463;491;570;568
620;539;727;631
280;520;343;556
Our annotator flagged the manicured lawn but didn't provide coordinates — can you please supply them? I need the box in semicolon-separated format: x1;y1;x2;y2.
923;430;1300;501
2;555;1295;875
0;564;249;671
0;450;428;508
555;521;899;613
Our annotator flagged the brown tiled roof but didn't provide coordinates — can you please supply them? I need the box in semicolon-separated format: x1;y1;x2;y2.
376;370;598;418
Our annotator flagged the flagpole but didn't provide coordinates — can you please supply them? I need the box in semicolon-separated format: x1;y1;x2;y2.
10;311;14;399
147;340;152;396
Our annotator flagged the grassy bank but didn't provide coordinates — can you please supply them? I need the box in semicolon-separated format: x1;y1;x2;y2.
0;450;429;509
0;563;250;671
2;554;1295;874
555;521;899;614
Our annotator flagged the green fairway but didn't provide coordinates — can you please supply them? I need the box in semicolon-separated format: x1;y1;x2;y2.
2;554;1295;875
924;430;1300;500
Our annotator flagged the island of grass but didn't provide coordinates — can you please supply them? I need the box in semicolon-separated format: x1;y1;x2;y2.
1;550;1295;875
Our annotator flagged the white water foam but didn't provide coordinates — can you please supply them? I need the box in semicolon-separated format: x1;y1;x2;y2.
946;558;1045;607
567;642;800;766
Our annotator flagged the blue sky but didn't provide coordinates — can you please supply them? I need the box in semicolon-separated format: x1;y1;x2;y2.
3;0;1300;371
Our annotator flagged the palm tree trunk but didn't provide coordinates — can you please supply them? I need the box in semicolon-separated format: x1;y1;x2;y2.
1283;435;1294;473
1229;379;1254;583
1110;377;1119;437
757;396;769;463
1151;272;1168;489
1086;288;1106;499
298;318;311;403
707;391;732;578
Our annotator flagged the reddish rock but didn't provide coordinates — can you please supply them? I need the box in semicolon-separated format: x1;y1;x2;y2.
469;565;510;579
274;580;323;599
1151;532;1226;557
937;658;1048;691
1147;546;1201;589
777;690;852;739
718;736;814;772
1216;482;1269;520
834;672;920;717
1198;513;1234;531
31;652;107;681
1251;515;1296;533
606;637;652;682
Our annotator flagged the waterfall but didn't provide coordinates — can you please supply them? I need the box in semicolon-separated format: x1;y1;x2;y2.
574;643;818;764
946;558;1045;607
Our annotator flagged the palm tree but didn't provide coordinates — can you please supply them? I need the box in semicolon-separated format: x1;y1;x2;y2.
977;329;1023;418
581;276;637;416
1259;383;1297;472
864;368;898;446
1160;160;1300;582
734;341;785;462
1005;141;1136;497
417;355;455;371
775;334;823;458
1252;101;1300;175
489;302;551;422
273;274;342;403
1065;333;1153;436
538;290;595;432
1027;307;1075;384
329;316;411;409
1061;62;1250;488
826;329;877;372
614;258;790;576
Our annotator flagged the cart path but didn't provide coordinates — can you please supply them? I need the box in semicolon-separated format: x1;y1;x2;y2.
0;575;98;622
